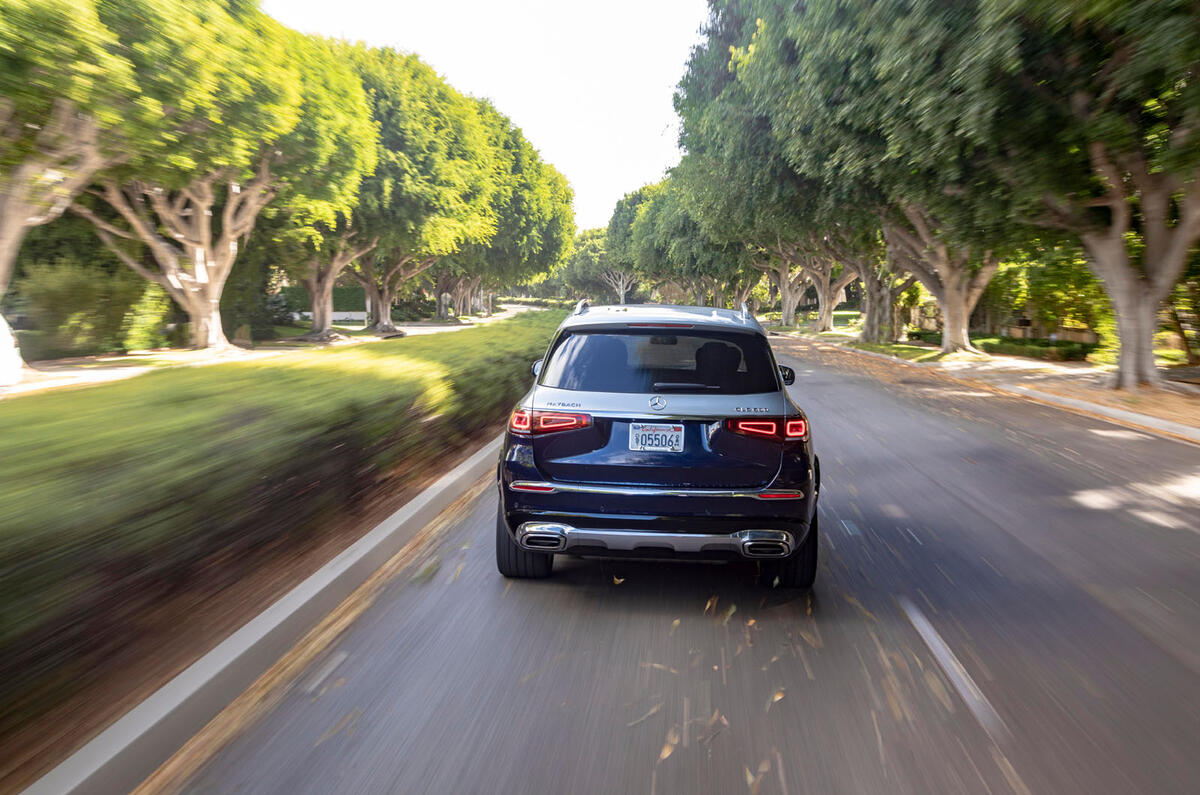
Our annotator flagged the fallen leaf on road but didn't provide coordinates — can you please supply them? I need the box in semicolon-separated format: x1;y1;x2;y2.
640;662;680;675
766;689;786;712
315;708;362;747
704;595;719;615
451;562;463;583
669;618;681;636
721;604;738;625
660;726;681;761
613;576;625;585
746;618;756;627
626;702;663;727
843;593;877;622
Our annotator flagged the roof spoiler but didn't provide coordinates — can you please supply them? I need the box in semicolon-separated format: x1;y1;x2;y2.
573;298;590;315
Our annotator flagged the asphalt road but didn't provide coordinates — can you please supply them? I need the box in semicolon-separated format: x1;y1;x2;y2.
183;339;1200;795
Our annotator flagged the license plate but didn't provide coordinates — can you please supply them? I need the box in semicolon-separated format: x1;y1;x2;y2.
629;422;684;452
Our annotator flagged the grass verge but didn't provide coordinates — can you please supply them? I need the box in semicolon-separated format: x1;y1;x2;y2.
0;310;564;732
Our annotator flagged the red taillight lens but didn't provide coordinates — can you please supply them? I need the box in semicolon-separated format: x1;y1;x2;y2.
534;411;591;432
725;417;809;441
731;419;779;438
509;409;592;434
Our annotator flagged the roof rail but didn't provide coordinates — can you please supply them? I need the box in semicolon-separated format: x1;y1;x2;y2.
740;301;749;321
573;298;590;315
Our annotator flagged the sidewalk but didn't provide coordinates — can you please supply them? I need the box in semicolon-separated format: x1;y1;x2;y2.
2;305;531;399
778;331;1200;444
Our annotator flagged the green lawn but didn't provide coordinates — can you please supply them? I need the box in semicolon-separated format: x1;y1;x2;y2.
849;341;948;362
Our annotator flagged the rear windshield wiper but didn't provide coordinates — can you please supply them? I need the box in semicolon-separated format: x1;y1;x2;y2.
653;382;719;391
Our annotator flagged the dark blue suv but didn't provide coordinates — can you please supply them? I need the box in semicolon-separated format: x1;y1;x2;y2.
496;303;820;588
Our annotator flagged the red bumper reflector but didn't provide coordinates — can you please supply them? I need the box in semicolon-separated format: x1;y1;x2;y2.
758;491;803;499
511;483;556;493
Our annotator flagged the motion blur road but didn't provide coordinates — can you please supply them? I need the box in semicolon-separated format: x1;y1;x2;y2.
183;339;1200;794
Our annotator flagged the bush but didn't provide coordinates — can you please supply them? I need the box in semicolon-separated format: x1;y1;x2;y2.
17;262;144;358
122;284;173;351
497;296;576;308
977;338;1096;361
0;311;565;722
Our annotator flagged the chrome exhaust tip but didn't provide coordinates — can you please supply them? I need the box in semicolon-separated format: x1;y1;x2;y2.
516;523;568;552
736;530;794;559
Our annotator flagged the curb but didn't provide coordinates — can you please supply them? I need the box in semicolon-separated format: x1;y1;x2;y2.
23;435;503;795
796;339;1200;447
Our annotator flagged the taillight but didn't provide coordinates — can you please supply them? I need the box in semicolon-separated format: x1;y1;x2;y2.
725;417;809;441
509;409;532;432
509;409;592;434
784;418;808;439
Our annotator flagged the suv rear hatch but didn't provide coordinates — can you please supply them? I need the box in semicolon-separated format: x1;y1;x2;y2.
529;328;786;489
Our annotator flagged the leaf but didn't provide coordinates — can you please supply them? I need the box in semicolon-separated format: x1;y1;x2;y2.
704;595;719;615
669;618;681;636
659;726;681;761
613;576;625;585
720;604;738;625
640;662;680;675
626;702;663;728
767;688;786;711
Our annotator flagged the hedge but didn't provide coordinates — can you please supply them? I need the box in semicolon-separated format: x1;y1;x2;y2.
280;285;367;312
905;330;1097;361
0;310;564;725
497;296;577;308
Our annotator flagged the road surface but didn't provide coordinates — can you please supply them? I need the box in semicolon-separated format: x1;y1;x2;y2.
181;338;1200;794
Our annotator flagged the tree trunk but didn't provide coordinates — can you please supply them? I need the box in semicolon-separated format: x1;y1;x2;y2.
373;277;399;333
860;274;889;344
779;281;801;327
308;279;334;336
0;214;25;384
884;207;998;354
940;278;974;353
184;290;231;350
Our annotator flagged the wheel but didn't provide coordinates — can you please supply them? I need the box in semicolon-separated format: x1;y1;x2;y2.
771;510;818;589
495;510;553;578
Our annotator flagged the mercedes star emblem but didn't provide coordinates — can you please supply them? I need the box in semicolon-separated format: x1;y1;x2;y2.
649;395;667;411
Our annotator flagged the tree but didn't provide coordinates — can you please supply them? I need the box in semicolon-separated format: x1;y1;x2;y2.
605;186;655;303
0;0;210;379
733;0;1007;351
272;38;379;339
673;4;865;327
443;100;575;317
560;228;611;299
937;0;1200;385
344;47;498;332
630;178;754;307
71;15;374;349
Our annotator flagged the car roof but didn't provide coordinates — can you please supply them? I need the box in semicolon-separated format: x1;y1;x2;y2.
558;302;766;335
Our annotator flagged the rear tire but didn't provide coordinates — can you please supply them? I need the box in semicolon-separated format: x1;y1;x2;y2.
771;510;818;589
495;510;553;578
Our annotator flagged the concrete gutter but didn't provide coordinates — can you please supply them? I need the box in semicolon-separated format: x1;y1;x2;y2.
806;340;1200;447
23;436;503;795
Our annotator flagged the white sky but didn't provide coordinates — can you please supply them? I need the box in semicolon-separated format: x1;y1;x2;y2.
263;0;710;231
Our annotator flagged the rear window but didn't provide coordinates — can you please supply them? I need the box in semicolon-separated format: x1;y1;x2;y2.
539;329;778;394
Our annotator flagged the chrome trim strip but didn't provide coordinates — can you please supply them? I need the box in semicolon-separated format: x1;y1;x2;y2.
516;522;794;558
510;480;803;499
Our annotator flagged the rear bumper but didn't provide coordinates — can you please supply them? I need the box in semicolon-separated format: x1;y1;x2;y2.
515;522;795;559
